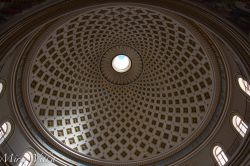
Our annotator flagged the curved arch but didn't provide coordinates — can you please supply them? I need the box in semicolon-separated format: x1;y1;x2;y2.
232;115;248;137
0;121;12;144
0;82;3;94
238;77;250;96
18;150;36;166
213;145;228;166
0;80;5;97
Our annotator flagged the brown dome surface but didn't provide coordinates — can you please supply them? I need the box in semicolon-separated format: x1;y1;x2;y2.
21;4;221;164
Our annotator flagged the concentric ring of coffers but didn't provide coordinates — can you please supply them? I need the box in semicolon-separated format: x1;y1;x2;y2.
10;2;229;166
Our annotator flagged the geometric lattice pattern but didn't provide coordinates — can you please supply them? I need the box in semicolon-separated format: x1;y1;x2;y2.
27;6;214;162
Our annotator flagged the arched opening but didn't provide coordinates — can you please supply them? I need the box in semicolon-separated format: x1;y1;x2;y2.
0;121;12;144
18;151;35;166
213;146;228;166
238;77;250;96
232;115;248;137
0;81;4;95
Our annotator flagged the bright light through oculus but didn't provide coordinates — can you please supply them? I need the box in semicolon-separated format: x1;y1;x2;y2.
112;55;131;73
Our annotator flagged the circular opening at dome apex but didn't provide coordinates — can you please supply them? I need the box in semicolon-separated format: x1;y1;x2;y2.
112;55;131;73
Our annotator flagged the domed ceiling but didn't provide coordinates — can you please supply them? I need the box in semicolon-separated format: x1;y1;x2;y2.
8;1;236;166
20;4;222;164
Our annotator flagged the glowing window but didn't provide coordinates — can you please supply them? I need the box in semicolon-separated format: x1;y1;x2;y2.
232;115;248;137
213;146;228;166
238;77;250;96
0;82;3;95
0;121;11;144
18;151;34;166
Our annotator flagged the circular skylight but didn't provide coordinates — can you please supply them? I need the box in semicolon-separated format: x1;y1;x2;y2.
112;55;131;73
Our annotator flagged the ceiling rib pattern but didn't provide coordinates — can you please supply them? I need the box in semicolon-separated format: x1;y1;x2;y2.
25;5;217;163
